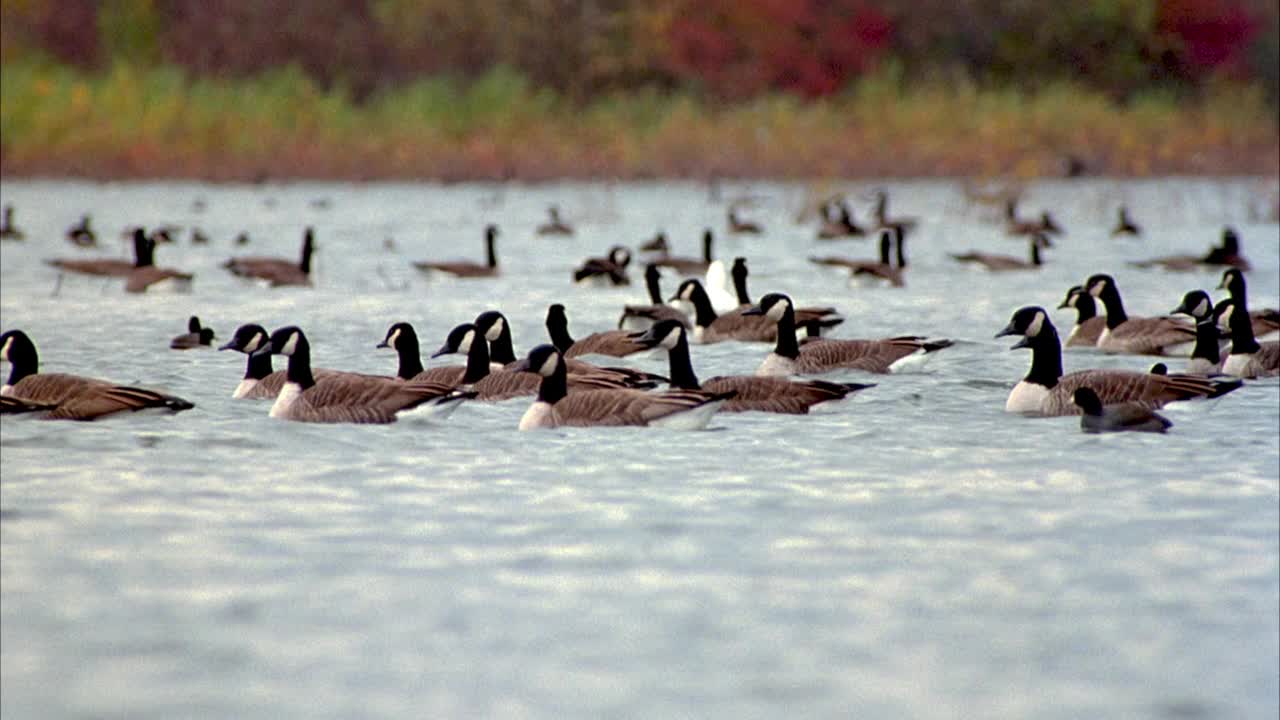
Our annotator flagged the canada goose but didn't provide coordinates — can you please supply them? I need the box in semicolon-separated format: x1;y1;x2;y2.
0;394;56;414
148;225;179;244
745;293;953;376
474;310;664;388
669;278;780;343
1006;201;1061;236
218;323;353;399
190;228;210;245
951;232;1052;271
1111;206;1141;237
125;236;195;293
995;306;1240;416
0;205;23;240
1129;227;1251;272
170;316;215;350
546;304;648;358
46;227;151;278
66;214;96;247
640;232;669;252
1057;285;1107;347
1169;290;1224;374
727;206;762;235
235;232;250;246
536;205;574;236
871;189;918;237
652;229;715;275
1073;388;1172;433
1085;273;1195;355
730;258;844;336
375;322;467;386
251;326;474;423
816;198;865;239
809;228;905;287
1217;268;1280;340
1;329;194;420
512;344;731;430
224;227;315;286
1216;299;1280;378
617;264;692;331
413;224;499;278
573;246;631;285
636;319;873;414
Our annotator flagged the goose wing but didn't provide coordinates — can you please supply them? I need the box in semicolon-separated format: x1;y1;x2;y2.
1105;317;1195;355
1043;369;1238;416
564;330;649;358
703;375;868;414
548;389;725;427
795;337;928;374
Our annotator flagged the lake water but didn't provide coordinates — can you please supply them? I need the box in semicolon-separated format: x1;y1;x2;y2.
1;178;1277;719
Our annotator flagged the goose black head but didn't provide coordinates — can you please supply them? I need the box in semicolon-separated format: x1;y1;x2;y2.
670;278;705;304
1220;227;1239;254
1149;363;1168;375
1057;285;1083;309
743;292;793;321
1213;298;1237;332
187;316;203;333
433;323;477;358
1084;273;1115;298
608;246;631;268
0;329;37;366
1217;267;1245;294
545;303;568;327
1071;387;1104;416
644;263;661;282
1172;290;1214;321
198;327;216;345
255;326;307;357
218;324;270;353
513;344;563;377
636;319;687;350
996;306;1054;349
474;310;507;342
377;322;417;350
731;257;748;282
485;224;500;242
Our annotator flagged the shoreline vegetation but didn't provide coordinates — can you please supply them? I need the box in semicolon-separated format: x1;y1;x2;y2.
2;61;1277;182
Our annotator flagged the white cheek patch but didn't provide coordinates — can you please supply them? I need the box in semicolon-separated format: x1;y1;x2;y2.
1218;304;1235;329
486;317;505;342
1088;281;1105;297
0;336;10;361
387;328;400;348
766;301;788;321
1192;298;1209;317
244;332;263;353
679;284;694;300
538;353;559;377
1025;311;1045;338
661;328;681;349
459;330;475;353
279;333;299;356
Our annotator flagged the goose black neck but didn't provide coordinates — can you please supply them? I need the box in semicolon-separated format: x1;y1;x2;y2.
245;350;274;380
1023;327;1064;388
894;229;907;267
771;305;800;359
874;192;887;222
132;232;151;268
688;284;719;328
299;233;314;274
284;340;316;389
664;332;702;389
536;358;569;404
1191;318;1222;365
701;231;713;262
1030;240;1042;266
645;268;662;304
490;324;517;365
1072;294;1096;323
546;314;575;355
396;332;424;380
463;334;493;384
485;232;497;268
1228;305;1261;354
732;264;751;305
877;233;892;265
1097;285;1128;327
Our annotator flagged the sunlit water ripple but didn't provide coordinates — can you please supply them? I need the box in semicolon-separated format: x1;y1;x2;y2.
1;178;1277;719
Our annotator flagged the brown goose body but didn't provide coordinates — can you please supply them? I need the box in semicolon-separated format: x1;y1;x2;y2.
126;265;194;293
1086;274;1194;356
47;228;151;278
951;233;1051;272
536;206;574;236
1130;227;1251;272
224;228;314;286
810;228;906;287
413;225;500;278
815;199;865;239
652;230;715;275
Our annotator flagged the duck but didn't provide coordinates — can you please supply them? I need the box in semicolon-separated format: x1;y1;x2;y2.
870;189;918;238
951;232;1052;271
729;258;844;336
1169;290;1225;374
744;293;953;376
512;344;731;430
1056;285;1107;348
374;322;468;386
1111;206;1141;237
251;326;474;423
1217;268;1280;340
617;264;692;331
536;205;574;236
636;319;873;414
1129;227;1251;272
0;205;24;240
124;235;195;293
1;329;194;420
816;198;865;239
66;214;96;247
1216;299;1280;378
413;224;499;278
217;324;352;399
224;227;315;286
473;310;664;388
545;304;648;359
727;205;762;235
170;316;216;350
1085;273;1195;355
652;229;715;275
994;306;1239;416
809;227;906;287
573;245;631;286
47;227;152;278
1073;388;1172;433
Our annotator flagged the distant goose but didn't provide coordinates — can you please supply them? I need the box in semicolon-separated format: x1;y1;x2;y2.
0;205;24;240
66;214;96;247
1111;206;1141;237
1217;268;1280;340
669;278;780;343
1006;201;1062;237
871;189;918;237
513;344;731;430
1129;227;1251;272
951;232;1051;271
573;245;631;286
816;198;865;239
413;224;499;278
727;206;762;235
1085;274;1195;355
47;227;151;278
1073;388;1172;433
546;303;648;359
1216;299;1280;378
375;322;468;386
809;227;906;287
1057;284;1107;347
252;326;474;423
224;227;315;286
474;310;664;388
1;329;194;420
639;232;669;252
1169;290;1224;374
617;264;692;331
170;316;215;350
729;258;844;336
190;228;210;245
652;229;715;275
995;306;1239;416
125;236;195;293
637;319;873;414
218;324;351;399
536;205;574;236
745;293;953;376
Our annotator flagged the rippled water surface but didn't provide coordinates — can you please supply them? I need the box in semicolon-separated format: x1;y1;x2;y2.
2;179;1278;719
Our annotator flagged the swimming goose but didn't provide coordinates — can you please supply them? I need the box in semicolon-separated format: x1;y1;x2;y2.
816;198;865;239
0;205;23;240
1005;200;1062;236
617;264;692;331
474;310;664;387
573;246;631;286
745;293;953;376
640;232;669;252
1057;285;1107;347
1129;227;1251;272
413;224;499;278
652;229;715;275
251;326;474;423
951;232;1052;271
375;322;468;386
46;227;152;278
730;258;844;336
871;189;918;237
1217;268;1280;340
224;227;315;286
218;324;353;399
1;329;194;420
669;278;780;343
809;228;906;287
994;306;1239;416
125;236;195;293
1169;290;1225;374
1111;206;1141;237
536;205;574;236
513;344;731;430
546;304;648;359
1073;388;1172;434
727;206;762;235
66;214;96;247
636;319;873;414
1085;273;1195;355
1216;299;1280;378
170;316;216;350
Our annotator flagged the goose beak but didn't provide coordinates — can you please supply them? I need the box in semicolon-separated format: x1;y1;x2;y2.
217;340;237;351
1170;302;1187;316
994;323;1023;346
249;344;273;358
1007;336;1032;350
1055;297;1071;309
429;344;453;359
633;327;661;347
741;304;764;316
375;340;390;349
